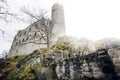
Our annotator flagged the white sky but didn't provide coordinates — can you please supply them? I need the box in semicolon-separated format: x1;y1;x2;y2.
0;0;120;56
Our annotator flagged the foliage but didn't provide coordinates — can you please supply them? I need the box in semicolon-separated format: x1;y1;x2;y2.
1;38;73;79
6;64;35;80
37;48;47;54
0;56;25;70
6;51;44;80
6;55;25;62
96;44;105;50
0;55;25;79
51;40;72;53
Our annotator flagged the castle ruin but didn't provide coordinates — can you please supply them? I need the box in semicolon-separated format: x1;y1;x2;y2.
8;3;66;57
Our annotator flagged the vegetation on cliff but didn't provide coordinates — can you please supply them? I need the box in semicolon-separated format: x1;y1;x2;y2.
1;36;120;80
0;38;72;80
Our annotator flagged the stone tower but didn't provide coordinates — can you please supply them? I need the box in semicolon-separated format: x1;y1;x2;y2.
51;3;66;42
8;3;66;57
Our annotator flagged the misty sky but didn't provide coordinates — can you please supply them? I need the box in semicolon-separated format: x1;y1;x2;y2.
0;0;120;57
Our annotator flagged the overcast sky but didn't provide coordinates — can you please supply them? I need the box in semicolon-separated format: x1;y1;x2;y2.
0;0;120;57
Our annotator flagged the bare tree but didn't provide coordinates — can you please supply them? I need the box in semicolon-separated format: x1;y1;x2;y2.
21;7;54;54
2;50;8;59
0;0;17;22
0;0;17;39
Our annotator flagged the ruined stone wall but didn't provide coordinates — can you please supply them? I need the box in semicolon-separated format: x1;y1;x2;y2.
8;3;66;57
8;23;47;57
108;47;120;66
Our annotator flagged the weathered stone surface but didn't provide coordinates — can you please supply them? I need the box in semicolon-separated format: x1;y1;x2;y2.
8;3;66;57
108;49;119;58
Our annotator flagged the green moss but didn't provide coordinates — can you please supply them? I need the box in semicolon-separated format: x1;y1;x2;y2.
35;48;47;54
6;53;43;80
51;41;72;53
6;55;25;62
6;63;41;80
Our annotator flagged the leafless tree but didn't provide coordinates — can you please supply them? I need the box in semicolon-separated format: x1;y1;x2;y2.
0;0;17;21
0;0;17;39
2;50;8;59
21;6;54;54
